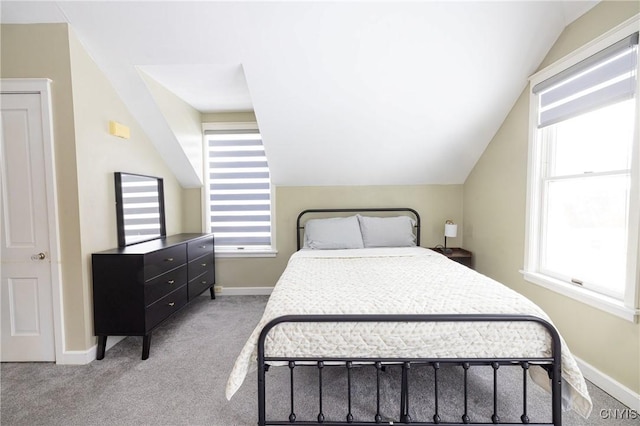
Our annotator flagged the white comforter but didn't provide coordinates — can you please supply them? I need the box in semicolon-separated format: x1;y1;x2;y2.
226;247;592;418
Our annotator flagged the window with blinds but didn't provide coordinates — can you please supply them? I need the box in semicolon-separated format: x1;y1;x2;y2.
524;25;639;318
205;128;272;250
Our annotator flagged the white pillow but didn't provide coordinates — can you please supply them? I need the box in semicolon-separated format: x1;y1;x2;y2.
303;216;364;249
358;215;416;248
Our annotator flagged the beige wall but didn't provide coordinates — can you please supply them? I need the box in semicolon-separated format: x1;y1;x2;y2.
68;28;187;349
463;0;640;394
1;23;189;351
1;23;87;350
215;184;463;288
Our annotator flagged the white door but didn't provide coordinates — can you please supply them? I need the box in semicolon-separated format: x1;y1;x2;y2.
0;92;56;361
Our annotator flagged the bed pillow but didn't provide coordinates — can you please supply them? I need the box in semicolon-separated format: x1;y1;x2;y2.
358;215;416;248
303;216;364;249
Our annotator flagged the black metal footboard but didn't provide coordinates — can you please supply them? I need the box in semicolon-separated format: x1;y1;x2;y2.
257;314;562;426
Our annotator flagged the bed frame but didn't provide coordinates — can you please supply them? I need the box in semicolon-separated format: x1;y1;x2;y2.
258;208;562;426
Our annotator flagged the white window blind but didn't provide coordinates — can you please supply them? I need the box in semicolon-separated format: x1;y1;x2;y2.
533;32;638;128
205;129;272;249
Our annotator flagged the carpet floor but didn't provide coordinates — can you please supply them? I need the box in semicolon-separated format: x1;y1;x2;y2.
0;295;634;425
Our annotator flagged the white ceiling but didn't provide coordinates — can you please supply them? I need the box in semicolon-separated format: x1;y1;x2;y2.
1;1;599;188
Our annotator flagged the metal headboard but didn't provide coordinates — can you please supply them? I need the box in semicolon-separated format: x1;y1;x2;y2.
296;207;421;250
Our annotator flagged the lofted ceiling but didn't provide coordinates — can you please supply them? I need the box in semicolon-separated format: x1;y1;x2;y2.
1;1;599;188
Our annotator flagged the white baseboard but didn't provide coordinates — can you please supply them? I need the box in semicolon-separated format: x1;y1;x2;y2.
575;356;640;410
55;336;127;365
55;349;95;365
214;286;273;296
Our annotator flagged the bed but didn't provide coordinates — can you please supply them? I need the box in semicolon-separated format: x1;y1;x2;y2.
226;208;592;425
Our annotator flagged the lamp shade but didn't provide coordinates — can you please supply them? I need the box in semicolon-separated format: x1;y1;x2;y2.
444;223;458;238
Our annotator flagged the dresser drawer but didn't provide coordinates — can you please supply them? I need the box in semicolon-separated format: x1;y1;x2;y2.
188;252;214;279
188;269;215;299
187;235;214;260
144;265;188;306
144;245;187;280
145;285;188;330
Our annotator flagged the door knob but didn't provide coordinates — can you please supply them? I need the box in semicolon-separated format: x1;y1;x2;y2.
31;252;46;260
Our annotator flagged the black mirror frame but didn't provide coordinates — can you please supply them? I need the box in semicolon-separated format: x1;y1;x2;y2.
114;172;167;247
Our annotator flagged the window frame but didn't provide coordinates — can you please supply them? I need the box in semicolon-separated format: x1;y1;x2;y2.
523;15;640;322
202;121;277;258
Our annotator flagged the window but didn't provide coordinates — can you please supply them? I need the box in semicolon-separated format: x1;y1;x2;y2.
524;22;639;321
203;123;275;255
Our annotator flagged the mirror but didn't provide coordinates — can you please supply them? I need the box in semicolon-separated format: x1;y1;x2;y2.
114;172;166;247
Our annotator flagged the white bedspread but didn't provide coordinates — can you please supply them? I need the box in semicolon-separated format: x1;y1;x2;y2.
226;247;592;418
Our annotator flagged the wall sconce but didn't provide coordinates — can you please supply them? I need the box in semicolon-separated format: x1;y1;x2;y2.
443;220;457;254
109;121;130;139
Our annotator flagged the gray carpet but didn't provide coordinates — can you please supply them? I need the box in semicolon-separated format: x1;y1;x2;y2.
0;295;634;425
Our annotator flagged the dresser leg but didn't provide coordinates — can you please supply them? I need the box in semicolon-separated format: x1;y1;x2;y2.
96;336;107;360
210;286;216;300
142;334;152;360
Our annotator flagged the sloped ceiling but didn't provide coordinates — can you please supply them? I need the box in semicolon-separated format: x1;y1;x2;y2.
1;1;598;187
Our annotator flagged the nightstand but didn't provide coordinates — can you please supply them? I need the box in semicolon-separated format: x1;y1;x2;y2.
429;247;473;269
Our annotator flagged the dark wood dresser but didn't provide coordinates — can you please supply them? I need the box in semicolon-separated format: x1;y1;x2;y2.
92;233;215;360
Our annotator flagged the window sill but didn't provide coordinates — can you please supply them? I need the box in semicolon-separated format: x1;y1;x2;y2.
215;249;278;258
521;271;639;323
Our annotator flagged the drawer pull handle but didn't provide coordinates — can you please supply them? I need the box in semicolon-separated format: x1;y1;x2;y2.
201;280;207;284
168;302;175;307
200;245;207;249
165;257;174;262
167;280;175;285
201;263;207;267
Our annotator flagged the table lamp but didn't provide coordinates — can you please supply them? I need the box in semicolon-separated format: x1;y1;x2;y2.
444;220;457;254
